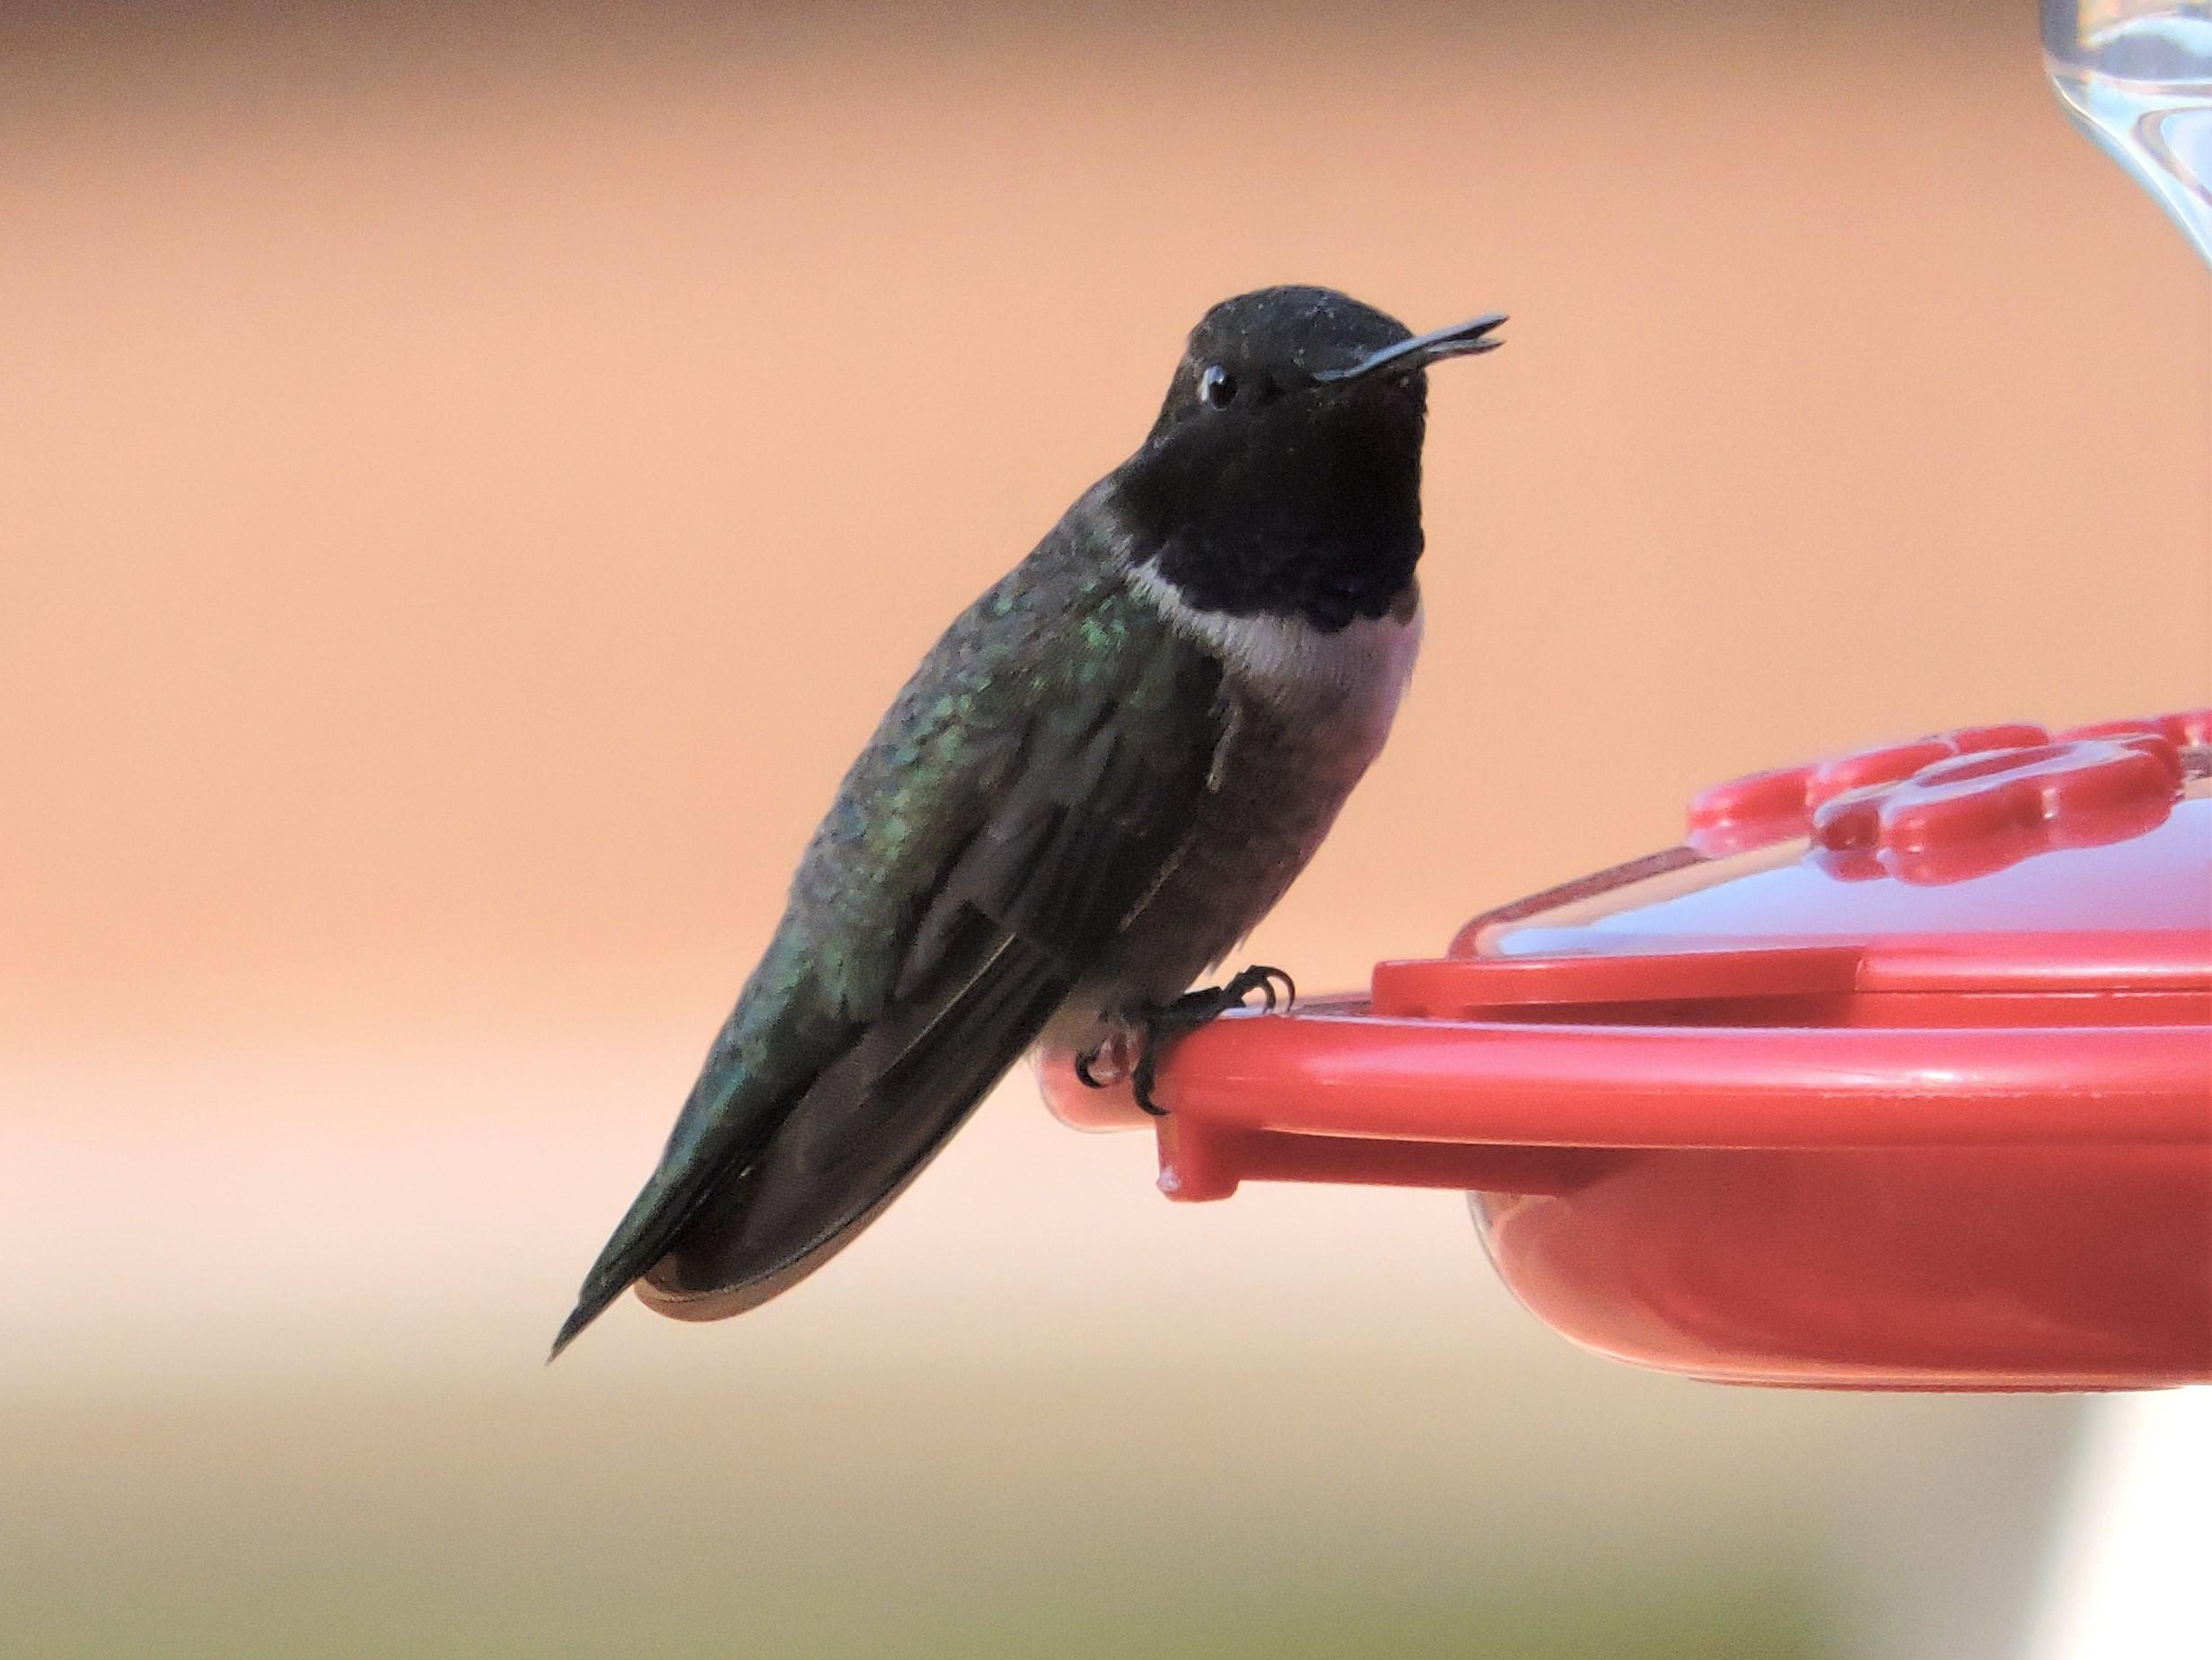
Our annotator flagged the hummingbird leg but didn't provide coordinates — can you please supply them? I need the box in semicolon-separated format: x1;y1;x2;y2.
1126;963;1296;1115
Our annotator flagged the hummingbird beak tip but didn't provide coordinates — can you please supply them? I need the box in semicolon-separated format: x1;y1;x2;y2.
1430;333;1505;362
1312;311;1510;384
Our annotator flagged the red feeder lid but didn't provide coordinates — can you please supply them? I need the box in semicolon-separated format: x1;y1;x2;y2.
1043;712;2212;1392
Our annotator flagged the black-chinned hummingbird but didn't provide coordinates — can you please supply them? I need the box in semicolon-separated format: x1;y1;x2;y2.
551;285;1505;1357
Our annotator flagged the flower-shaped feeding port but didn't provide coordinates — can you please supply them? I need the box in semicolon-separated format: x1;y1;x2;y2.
1812;733;2185;884
1044;710;2212;1391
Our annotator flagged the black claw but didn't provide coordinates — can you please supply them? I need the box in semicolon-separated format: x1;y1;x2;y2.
1131;1049;1168;1116
1075;1050;1104;1090
1221;963;1295;1014
1121;963;1298;1117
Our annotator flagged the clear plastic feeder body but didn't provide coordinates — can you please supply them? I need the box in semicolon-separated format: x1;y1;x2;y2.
2044;1;2212;264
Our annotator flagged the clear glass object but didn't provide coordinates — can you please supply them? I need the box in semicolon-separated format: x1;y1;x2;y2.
2043;2;2212;265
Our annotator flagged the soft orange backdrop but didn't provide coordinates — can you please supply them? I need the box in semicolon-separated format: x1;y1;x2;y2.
5;5;2205;1047
0;6;2205;1658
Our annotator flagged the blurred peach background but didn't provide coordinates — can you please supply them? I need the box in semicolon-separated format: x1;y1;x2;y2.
2;4;2206;1657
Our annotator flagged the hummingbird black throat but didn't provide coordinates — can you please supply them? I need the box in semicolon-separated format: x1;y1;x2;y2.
552;286;1505;1356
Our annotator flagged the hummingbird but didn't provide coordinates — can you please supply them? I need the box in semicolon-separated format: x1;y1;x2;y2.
550;285;1505;1357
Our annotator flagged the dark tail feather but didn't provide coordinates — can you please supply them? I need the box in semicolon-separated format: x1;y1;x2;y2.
639;929;1069;1318
547;1167;711;1361
547;1294;608;1364
546;1079;778;1362
551;871;1084;1357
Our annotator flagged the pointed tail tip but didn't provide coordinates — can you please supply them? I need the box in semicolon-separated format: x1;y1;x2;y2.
545;1299;603;1366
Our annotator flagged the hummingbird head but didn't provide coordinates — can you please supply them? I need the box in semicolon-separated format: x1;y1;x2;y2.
1110;285;1505;632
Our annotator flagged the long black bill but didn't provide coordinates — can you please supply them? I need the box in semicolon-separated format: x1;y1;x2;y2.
1312;312;1508;384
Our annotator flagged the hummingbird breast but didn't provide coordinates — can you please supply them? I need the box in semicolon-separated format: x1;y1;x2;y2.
1079;569;1423;1014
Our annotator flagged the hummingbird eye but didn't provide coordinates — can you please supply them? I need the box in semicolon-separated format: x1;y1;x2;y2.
1198;364;1237;409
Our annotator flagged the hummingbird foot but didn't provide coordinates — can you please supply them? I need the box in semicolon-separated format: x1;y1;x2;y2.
1119;963;1295;1116
1072;1026;1140;1092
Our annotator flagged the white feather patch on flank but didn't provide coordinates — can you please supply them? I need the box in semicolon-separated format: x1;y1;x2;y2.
1126;559;1423;760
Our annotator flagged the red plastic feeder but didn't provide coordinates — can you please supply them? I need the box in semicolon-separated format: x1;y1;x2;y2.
1045;711;2212;1391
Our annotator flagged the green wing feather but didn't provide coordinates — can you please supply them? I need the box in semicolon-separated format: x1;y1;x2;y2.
550;558;1222;1357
